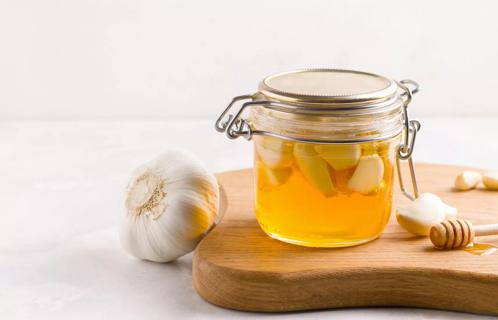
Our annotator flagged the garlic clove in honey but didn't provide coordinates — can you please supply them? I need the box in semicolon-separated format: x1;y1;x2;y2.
255;136;293;169
482;171;498;190
347;154;384;194
314;144;361;170
261;165;292;187
120;150;222;263
396;193;458;236
454;170;482;191
294;143;335;197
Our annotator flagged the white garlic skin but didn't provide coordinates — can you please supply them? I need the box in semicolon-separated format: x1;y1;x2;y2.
120;150;220;262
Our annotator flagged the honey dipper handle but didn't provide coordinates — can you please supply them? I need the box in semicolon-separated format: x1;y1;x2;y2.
473;223;498;237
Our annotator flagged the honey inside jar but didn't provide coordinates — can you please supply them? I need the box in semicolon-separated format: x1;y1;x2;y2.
254;135;399;247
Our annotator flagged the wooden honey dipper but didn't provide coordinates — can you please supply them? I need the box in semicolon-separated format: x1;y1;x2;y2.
430;219;498;249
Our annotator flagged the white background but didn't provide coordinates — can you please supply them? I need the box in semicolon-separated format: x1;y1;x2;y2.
2;1;498;320
2;0;498;120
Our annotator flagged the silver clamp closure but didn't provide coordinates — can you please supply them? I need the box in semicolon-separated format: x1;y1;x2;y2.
396;79;421;201
214;94;254;140
214;95;300;142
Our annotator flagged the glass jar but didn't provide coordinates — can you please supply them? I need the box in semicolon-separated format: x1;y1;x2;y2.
215;69;421;247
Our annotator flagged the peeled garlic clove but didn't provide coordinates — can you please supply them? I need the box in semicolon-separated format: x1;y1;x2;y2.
396;193;457;236
262;165;292;187
255;136;293;169
396;206;445;236
314;144;361;170
417;193;458;219
454;170;482;191
294;143;335;197
410;193;457;219
120;150;222;262
347;154;384;194
483;171;498;190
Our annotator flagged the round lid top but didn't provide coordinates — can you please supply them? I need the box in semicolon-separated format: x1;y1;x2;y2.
258;69;398;106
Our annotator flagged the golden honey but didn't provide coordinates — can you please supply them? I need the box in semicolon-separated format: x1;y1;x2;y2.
464;243;498;256
254;136;399;247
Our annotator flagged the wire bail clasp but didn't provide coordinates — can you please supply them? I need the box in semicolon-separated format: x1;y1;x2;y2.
396;79;421;201
214;94;255;140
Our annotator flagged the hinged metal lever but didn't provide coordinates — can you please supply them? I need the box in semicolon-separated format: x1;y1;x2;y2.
396;79;421;201
214;96;292;141
225;100;266;140
396;120;421;200
214;95;253;133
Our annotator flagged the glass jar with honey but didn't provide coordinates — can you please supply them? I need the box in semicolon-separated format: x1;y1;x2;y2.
215;69;420;247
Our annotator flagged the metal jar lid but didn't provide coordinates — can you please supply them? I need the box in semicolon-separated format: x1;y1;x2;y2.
258;69;399;107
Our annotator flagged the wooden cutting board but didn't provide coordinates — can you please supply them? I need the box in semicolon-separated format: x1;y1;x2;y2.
192;163;498;315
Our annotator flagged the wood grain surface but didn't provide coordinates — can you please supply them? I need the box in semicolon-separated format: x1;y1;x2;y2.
192;163;498;315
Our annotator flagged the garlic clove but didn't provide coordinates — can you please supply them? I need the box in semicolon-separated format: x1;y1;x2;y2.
314;144;361;170
482;171;498;190
120;150;222;263
396;193;457;236
396;206;445;236
347;154;384;194
261;165;292;187
294;143;335;197
255;136;293;169
454;170;482;191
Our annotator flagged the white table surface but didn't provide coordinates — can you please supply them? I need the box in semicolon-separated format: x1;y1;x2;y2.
1;117;498;320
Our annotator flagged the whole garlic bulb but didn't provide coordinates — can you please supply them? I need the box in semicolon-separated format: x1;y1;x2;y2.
120;150;221;262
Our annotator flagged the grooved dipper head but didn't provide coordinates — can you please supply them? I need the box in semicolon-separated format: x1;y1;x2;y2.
430;219;474;249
